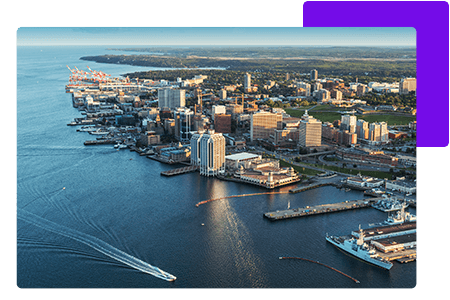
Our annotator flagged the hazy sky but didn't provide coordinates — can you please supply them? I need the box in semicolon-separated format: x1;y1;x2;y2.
17;27;416;46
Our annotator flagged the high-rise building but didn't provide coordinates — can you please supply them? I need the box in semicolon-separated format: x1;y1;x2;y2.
399;78;416;94
380;122;389;143
158;88;185;109
244;73;251;91
219;89;227;100
369;123;381;142
315;89;330;102
190;132;203;166
191;130;226;176
331;89;343;100
313;82;323;91
250;111;283;142
369;122;389;143
174;107;194;141
310;69;318;81
297;82;311;97
299;110;322;147
356;119;369;140
341;115;357;133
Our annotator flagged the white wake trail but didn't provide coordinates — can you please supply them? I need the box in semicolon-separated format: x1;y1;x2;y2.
17;209;176;282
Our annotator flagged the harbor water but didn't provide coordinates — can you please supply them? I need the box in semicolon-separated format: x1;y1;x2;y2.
17;46;416;288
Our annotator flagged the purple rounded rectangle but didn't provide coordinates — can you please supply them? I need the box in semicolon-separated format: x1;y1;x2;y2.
303;1;449;147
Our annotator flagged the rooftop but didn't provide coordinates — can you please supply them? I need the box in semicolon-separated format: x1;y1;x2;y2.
225;152;260;161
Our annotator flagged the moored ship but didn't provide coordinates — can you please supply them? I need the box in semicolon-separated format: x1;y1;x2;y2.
326;226;393;270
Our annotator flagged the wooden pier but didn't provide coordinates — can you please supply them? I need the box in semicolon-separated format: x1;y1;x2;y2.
264;198;381;221
289;182;333;194
161;166;199;177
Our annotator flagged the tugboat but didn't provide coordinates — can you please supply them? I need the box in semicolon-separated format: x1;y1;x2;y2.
326;225;393;270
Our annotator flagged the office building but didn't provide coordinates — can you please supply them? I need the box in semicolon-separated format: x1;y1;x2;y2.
174;107;194;141
299;110;322;147
399;78;416;94
214;114;232;134
250;111;283;142
158;87;185;109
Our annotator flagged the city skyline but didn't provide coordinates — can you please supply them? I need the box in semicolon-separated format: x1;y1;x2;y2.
17;27;416;46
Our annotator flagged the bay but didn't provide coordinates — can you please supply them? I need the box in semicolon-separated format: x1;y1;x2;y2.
16;45;416;288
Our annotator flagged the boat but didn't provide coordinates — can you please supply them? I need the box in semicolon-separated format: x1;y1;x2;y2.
89;129;109;135
114;143;128;149
372;197;409;212
326;226;393;270
384;203;416;225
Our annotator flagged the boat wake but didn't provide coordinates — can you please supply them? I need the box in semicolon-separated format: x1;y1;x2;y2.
17;209;177;282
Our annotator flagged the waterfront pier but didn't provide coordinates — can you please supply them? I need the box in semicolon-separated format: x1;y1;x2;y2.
264;198;381;221
161;166;199;177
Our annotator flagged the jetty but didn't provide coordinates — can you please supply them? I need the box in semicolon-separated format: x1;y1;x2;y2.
161;166;199;177
264;198;381;221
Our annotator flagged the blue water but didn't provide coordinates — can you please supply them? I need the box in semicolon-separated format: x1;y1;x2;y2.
16;45;416;288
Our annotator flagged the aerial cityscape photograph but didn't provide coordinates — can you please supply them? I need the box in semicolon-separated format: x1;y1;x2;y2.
15;26;422;292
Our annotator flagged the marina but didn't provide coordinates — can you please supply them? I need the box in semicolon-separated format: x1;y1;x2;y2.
264;198;380;220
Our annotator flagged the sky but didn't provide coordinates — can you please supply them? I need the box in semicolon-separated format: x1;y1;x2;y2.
16;27;416;47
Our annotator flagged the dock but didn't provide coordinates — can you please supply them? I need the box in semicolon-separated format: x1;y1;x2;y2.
84;139;116;146
161;166;199;177
289;182;333;194
264;198;380;221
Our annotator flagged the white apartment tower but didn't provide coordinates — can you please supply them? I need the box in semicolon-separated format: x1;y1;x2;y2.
244;73;251;91
311;69;318;81
341;115;357;133
192;130;226;177
299;110;322;147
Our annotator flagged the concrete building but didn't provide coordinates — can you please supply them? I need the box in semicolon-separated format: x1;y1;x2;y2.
225;152;262;170
311;69;318;81
212;105;226;120
313;82;323;91
315;89;330;102
399;78;416;94
341;115;357;133
158;87;185;109
250;111;283;142
219;89;227;100
385;179;416;194
356;119;369;140
244;73;252;92
297;82;311;97
331;89;343;100
214;114;232;134
299;110;322;147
